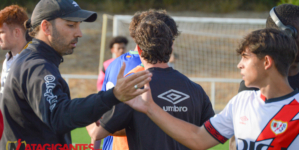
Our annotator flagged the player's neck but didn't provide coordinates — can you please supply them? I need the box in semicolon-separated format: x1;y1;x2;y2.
140;57;169;70
144;63;169;70
259;76;293;100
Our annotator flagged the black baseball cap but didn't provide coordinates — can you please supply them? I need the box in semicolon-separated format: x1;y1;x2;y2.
29;0;97;28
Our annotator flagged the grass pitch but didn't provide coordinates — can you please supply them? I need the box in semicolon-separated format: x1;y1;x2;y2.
71;127;229;150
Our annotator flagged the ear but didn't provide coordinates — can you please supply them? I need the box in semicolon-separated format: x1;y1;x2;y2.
264;55;274;70
110;47;114;53
137;45;142;56
40;20;52;36
13;27;21;38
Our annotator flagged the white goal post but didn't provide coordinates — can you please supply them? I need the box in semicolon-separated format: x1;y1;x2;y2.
113;15;265;78
102;15;266;110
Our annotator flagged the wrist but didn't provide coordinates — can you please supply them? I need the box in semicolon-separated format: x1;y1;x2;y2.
113;87;121;102
146;100;158;117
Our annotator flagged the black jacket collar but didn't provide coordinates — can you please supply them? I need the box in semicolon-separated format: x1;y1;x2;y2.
28;38;63;67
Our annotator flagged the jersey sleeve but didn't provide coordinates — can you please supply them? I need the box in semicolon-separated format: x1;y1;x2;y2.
101;64;112;92
100;103;134;133
97;69;105;91
203;97;235;144
0;110;3;140
200;91;215;125
25;63;120;134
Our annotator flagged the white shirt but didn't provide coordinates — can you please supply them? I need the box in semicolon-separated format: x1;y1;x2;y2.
205;90;299;149
0;53;20;93
0;41;31;94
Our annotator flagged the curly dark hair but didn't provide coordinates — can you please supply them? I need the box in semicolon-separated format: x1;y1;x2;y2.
109;36;128;49
135;16;173;64
266;4;299;29
129;9;179;39
237;28;298;76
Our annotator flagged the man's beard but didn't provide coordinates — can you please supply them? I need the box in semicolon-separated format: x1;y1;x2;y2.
50;26;77;56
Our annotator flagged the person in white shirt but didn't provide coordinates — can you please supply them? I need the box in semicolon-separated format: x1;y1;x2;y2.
0;5;31;93
123;28;299;150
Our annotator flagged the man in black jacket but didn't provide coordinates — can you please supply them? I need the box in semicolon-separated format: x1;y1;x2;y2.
0;0;152;149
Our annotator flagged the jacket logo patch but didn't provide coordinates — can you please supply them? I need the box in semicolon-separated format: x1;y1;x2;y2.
44;75;58;112
271;119;288;135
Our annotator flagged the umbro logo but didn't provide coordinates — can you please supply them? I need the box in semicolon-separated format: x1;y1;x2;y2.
72;1;79;7
240;116;248;125
158;89;190;104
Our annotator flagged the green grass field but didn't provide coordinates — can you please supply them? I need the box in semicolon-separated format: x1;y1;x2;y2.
71;127;229;150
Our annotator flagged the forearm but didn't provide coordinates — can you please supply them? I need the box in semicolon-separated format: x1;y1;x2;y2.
48;89;120;134
69;89;120;126
91;125;111;141
146;102;217;149
86;123;97;137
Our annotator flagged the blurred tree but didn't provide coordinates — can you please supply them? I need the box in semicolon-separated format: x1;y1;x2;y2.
278;0;299;5
0;0;283;13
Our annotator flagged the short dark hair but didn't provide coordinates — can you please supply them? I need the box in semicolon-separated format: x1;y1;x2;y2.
266;4;299;62
135;16;173;64
109;36;128;49
129;9;179;39
237;28;298;76
266;4;299;29
26;19;56;38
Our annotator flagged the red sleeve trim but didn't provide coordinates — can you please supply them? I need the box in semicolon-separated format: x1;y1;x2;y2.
204;120;228;144
0;110;3;140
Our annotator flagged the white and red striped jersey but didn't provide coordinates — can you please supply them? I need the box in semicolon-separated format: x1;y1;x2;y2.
204;90;299;150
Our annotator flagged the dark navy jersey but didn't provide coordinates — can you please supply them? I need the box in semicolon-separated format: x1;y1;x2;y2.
238;73;299;92
101;50;141;150
100;67;215;150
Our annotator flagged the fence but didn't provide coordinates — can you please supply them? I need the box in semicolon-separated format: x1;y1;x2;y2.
62;74;241;110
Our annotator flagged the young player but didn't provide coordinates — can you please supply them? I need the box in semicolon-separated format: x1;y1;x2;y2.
0;5;32;94
97;36;128;91
124;28;299;149
238;4;299;92
91;14;215;150
90;50;141;150
0;4;31;142
230;4;299;149
87;9;179;150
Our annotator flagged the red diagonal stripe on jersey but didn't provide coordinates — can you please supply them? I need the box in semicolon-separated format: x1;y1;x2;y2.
256;99;299;149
